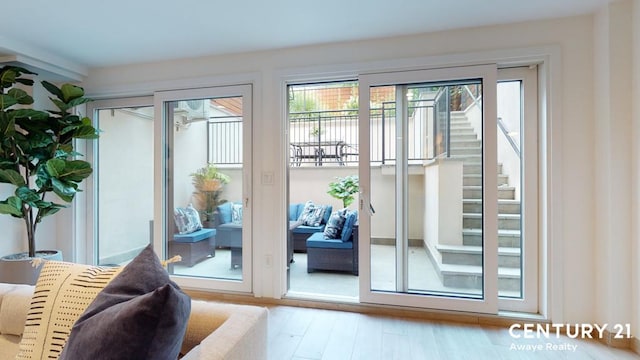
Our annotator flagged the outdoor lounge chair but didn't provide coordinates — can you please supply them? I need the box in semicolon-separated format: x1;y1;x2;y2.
306;210;358;275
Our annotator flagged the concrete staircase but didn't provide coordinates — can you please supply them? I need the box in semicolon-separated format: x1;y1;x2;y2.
434;112;522;294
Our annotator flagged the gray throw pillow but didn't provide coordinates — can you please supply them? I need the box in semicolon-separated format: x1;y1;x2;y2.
59;244;191;360
323;209;347;239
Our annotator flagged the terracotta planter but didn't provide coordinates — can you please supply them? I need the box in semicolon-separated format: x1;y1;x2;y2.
0;250;63;285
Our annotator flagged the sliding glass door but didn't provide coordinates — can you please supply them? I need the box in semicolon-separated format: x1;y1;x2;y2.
86;97;155;265
154;85;252;293
359;65;498;313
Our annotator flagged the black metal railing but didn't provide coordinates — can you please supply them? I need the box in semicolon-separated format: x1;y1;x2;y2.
206;86;479;166
208;119;243;164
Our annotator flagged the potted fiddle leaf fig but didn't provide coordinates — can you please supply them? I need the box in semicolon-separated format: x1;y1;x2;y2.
327;175;359;208
0;65;99;284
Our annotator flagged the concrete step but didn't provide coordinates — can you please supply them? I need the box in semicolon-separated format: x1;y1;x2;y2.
449;111;468;119
439;263;521;292
450;154;482;163
450;127;476;135
463;212;521;230
450;133;479;141
450;147;482;156
438;244;521;268
463;185;515;200
463;174;510;186
463;163;503;175
463;199;520;214
462;228;521;247
450;139;482;148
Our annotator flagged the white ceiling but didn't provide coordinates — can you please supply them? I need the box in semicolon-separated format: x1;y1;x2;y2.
0;0;613;69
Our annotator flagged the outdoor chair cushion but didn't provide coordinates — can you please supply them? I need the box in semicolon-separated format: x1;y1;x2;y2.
173;228;216;243
306;232;353;249
341;211;358;242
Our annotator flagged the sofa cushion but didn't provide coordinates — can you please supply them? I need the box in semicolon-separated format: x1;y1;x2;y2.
15;261;123;359
306;232;353;249
59;244;191;360
174;204;202;234
217;202;233;224
341;211;358;242
289;203;303;221
298;201;332;227
292;224;325;234
322;205;333;224
0;285;32;337
231;203;243;223
173;228;216;243
323;209;347;239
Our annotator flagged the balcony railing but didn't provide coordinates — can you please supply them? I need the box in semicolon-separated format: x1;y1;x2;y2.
206;86;476;166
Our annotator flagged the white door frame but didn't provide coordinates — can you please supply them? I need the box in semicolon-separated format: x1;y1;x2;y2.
154;85;253;293
358;65;499;314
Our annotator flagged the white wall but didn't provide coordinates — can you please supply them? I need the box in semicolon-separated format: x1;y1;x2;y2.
78;14;599;323
594;0;634;333
632;0;640;342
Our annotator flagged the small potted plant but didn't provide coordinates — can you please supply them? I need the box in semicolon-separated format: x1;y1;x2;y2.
0;66;99;284
190;163;230;226
327;175;359;208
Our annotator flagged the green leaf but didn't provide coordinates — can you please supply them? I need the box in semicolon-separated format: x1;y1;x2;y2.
7;88;33;105
41;80;64;100
8;108;49;121
67;97;91;109
58;160;92;182
0;94;18;110
16;186;40;205
0;68;17;87
37;204;63;220
51;178;76;202
73;125;99;139
60;83;84;102
45;158;66;177
50;98;69;112
0;169;26;186
14;78;34;87
0;196;23;217
0;116;15;138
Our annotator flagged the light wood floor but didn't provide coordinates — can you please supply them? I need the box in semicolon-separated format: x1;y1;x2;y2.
267;305;640;360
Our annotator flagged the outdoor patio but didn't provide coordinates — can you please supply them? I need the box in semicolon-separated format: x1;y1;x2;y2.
169;244;484;300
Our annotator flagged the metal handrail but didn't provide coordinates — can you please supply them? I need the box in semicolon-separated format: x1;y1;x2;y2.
497;117;520;158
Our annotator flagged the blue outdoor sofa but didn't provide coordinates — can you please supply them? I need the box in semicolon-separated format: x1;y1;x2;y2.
306;210;358;275
289;202;333;252
216;201;244;268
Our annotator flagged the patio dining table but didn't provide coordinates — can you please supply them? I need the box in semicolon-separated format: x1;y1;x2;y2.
290;140;346;166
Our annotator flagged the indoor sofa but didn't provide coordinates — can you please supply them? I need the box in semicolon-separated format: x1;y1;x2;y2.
289;202;333;252
0;283;268;360
0;245;268;360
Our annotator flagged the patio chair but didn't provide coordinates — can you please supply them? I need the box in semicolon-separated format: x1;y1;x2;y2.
306;210;358;275
338;143;359;165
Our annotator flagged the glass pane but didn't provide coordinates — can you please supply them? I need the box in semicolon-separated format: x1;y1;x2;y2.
168;97;244;281
369;85;396;291
497;81;523;298
287;81;360;298
369;81;484;299
97;107;154;265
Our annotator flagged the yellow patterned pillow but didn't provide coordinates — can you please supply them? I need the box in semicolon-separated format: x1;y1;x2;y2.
15;261;123;360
